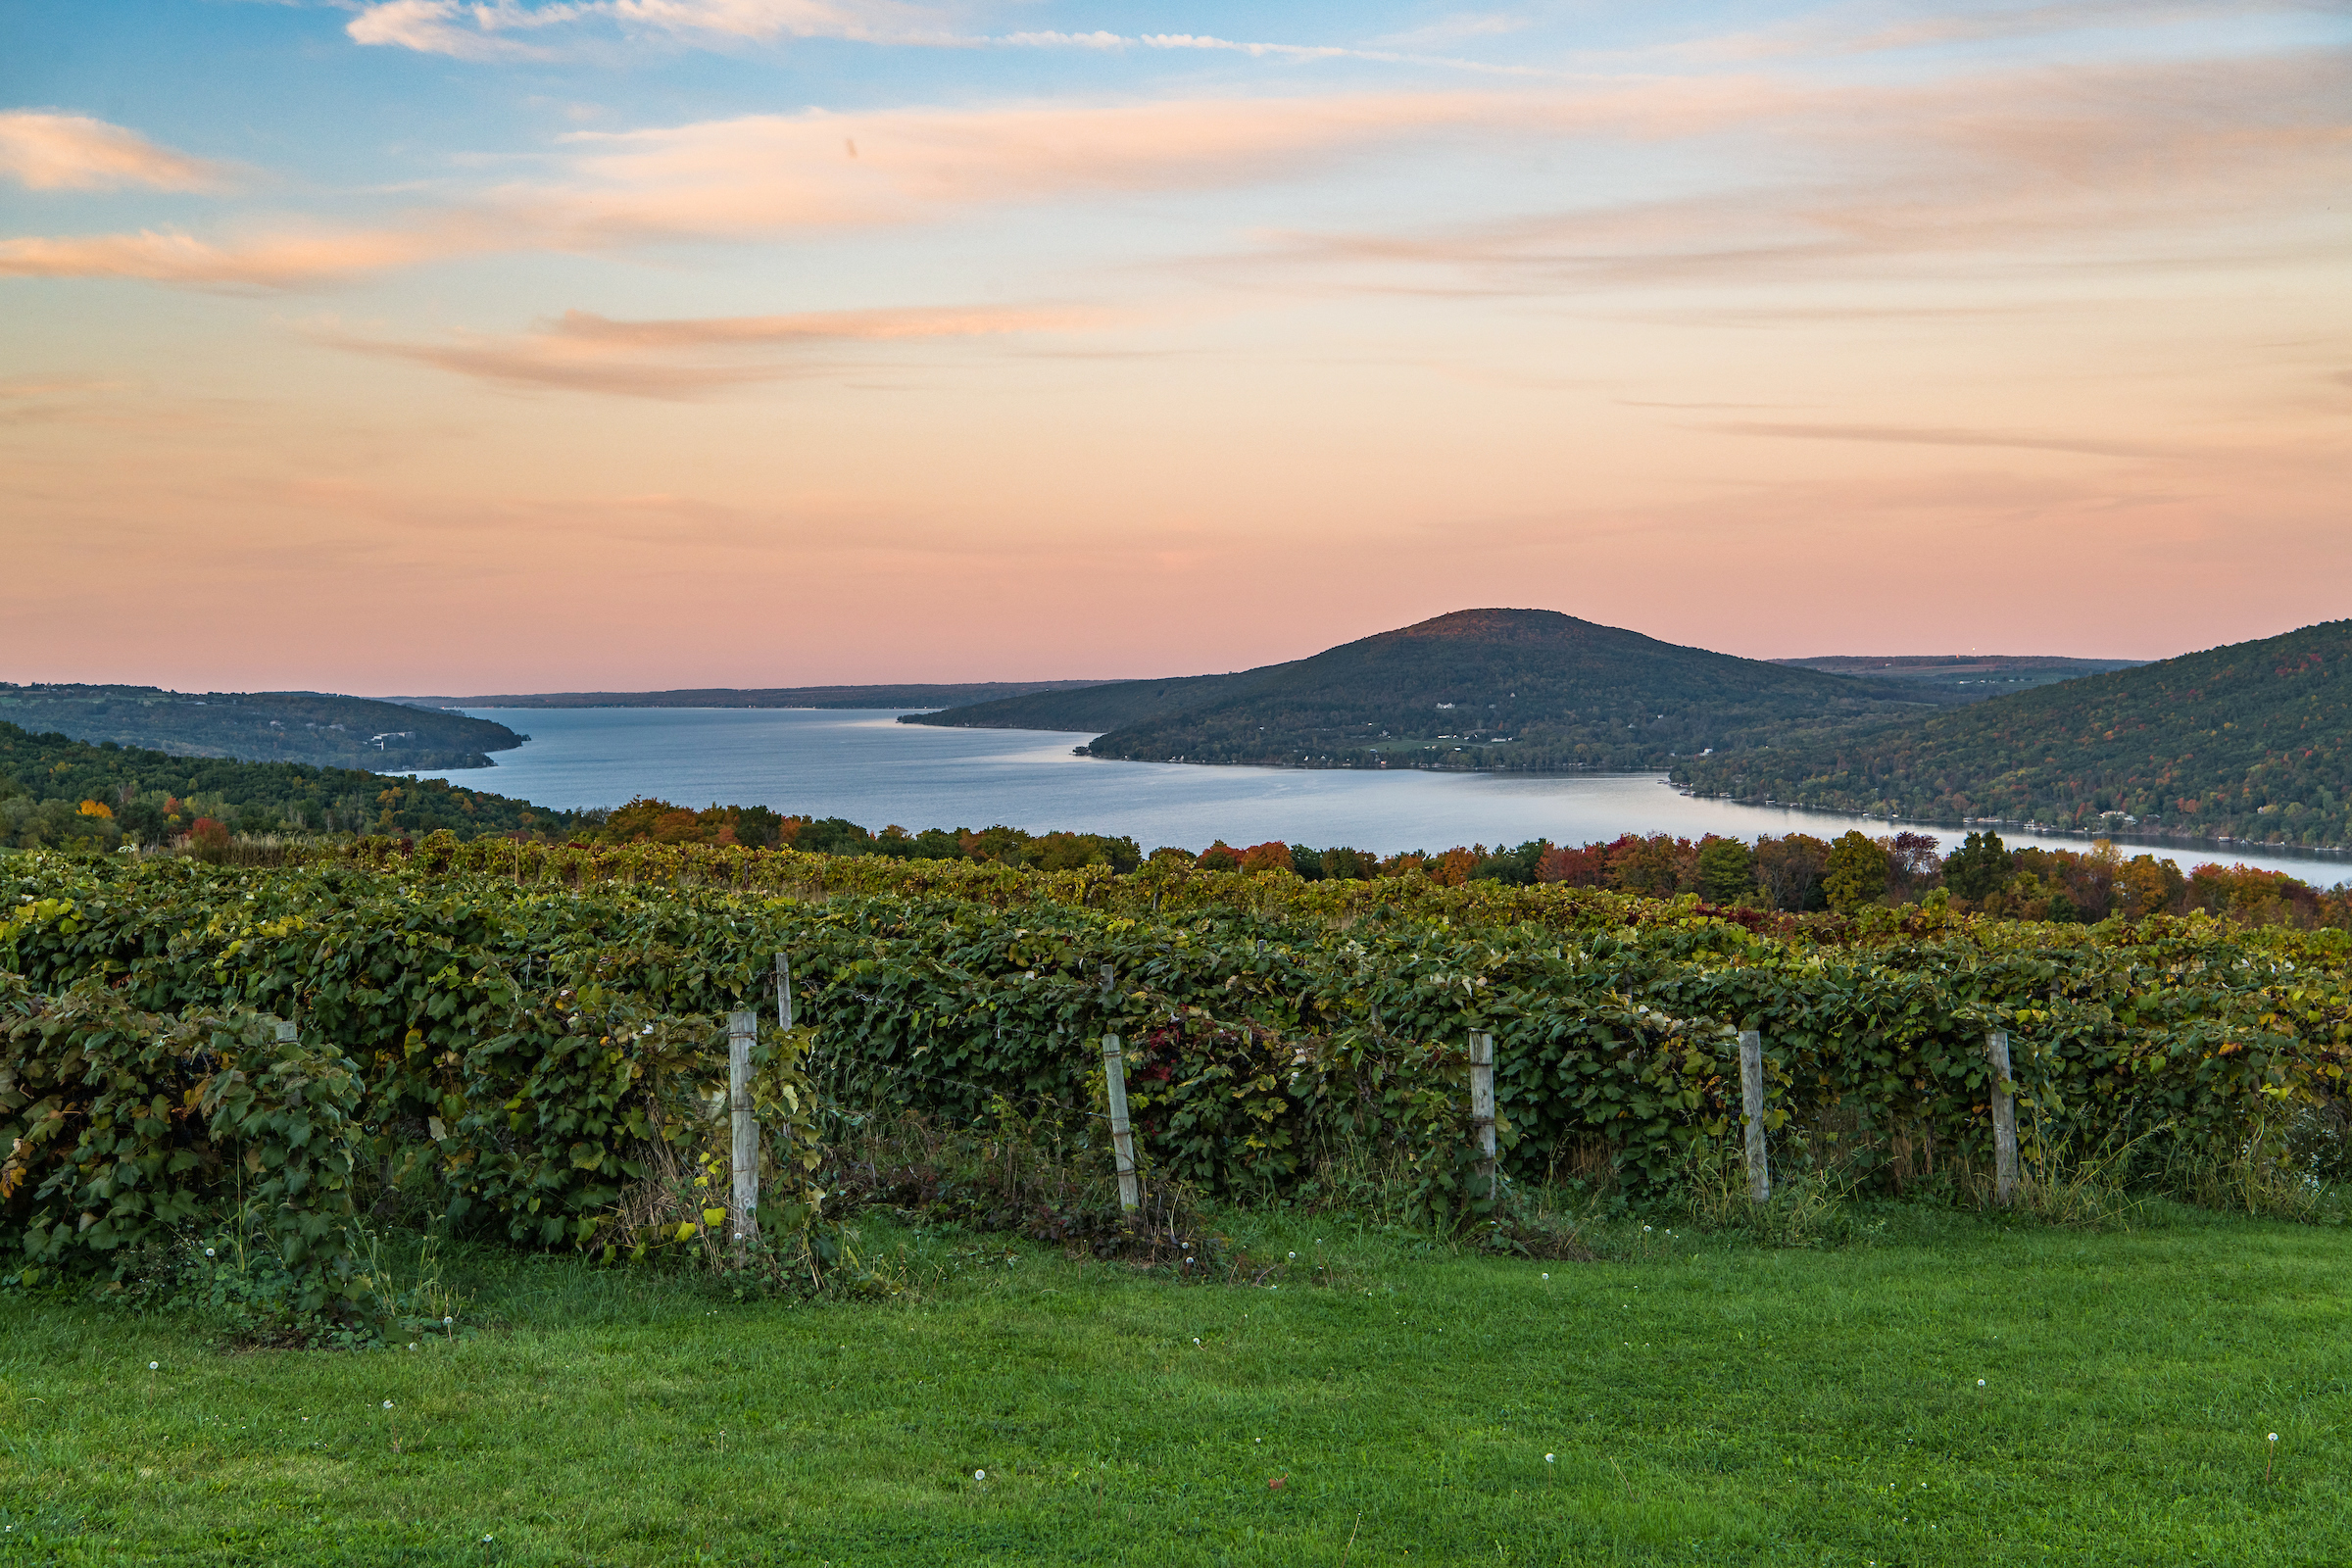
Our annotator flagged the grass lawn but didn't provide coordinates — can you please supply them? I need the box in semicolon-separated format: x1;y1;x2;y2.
0;1205;2344;1566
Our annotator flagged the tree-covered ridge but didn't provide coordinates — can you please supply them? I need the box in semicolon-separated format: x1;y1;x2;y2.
899;671;1255;734
0;684;523;770
0;722;572;848
908;609;1960;769
1674;619;2352;849
1077;609;1953;769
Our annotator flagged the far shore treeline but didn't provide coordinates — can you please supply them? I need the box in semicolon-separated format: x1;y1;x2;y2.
562;800;2350;929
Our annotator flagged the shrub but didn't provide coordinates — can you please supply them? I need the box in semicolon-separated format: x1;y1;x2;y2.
0;977;366;1308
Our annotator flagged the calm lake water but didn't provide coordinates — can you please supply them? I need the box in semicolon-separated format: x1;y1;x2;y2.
412;708;2350;885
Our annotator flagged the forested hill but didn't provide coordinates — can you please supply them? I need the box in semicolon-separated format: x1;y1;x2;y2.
1674;619;2352;849
899;672;1259;735
0;685;523;770
0;722;571;845
917;609;1958;771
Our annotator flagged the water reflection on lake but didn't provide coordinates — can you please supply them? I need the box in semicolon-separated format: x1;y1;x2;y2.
409;708;2350;886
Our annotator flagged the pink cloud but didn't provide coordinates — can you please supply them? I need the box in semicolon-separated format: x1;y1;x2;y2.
0;112;227;192
0;220;500;288
319;302;1114;396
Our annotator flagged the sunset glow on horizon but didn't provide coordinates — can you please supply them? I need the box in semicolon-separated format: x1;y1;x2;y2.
5;1;2347;695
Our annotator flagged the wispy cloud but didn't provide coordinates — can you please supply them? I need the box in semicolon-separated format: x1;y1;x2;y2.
0;220;500;288
1658;0;2341;63
319;302;1110;396
1708;419;2172;459
0;112;228;192
345;0;1561;74
1211;48;2352;297
348;0;960;56
536;87;1741;237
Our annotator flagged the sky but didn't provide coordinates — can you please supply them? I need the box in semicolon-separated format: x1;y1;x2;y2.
3;1;2347;694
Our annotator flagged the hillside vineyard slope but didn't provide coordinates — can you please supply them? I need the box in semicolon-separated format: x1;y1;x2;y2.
1675;619;2352;849
913;609;1963;771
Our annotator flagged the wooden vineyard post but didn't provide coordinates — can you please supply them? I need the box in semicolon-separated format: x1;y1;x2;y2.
775;952;793;1031
1468;1032;1497;1205
1986;1028;2020;1206
727;1009;760;1258
1101;1034;1141;1215
1739;1029;1770;1203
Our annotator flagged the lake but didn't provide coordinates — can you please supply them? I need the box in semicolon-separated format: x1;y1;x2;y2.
412;708;2351;885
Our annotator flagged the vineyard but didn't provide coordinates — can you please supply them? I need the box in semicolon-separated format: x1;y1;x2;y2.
5;833;2346;1325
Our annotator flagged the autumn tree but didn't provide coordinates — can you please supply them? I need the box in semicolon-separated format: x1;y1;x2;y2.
1426;846;1480;886
1881;831;1942;902
1536;842;1611;886
1822;830;1890;912
1752;834;1831;911
2112;853;2185;919
1239;841;1296;875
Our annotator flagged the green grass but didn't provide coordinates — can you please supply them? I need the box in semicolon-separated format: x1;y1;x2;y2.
0;1206;2345;1566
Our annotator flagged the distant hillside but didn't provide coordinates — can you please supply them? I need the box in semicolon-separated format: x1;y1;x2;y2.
0;721;571;844
908;609;1965;771
394;680;1111;710
0;685;524;770
900;673;1254;735
1677;620;2352;849
1774;655;2143;698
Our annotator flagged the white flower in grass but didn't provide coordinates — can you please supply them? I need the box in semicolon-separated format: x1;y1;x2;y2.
149;1361;159;1371
203;1247;215;1258
1544;1453;1555;1463
974;1469;986;1481
2270;1433;2279;1443
382;1400;394;1410
1977;1379;1985;1388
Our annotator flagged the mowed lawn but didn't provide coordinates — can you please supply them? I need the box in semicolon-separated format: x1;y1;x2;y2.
0;1209;2344;1567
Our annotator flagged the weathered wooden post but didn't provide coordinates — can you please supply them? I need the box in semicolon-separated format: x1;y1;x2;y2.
774;951;793;1031
1739;1029;1770;1203
1468;1032;1497;1204
727;1008;760;1257
1101;1033;1140;1215
1986;1028;2020;1206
